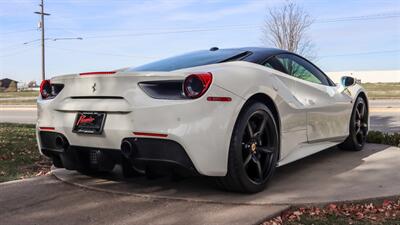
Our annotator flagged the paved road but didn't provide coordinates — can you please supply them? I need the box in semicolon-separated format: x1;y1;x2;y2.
367;100;400;133
0;107;37;124
1;99;399;132
0;176;287;225
369;99;400;108
0;97;37;101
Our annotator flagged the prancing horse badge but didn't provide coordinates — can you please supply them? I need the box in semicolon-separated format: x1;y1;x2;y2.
92;83;96;93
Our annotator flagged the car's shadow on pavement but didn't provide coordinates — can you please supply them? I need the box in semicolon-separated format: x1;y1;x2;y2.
53;143;400;205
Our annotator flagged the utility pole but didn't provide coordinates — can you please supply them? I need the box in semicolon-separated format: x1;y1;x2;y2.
34;0;50;81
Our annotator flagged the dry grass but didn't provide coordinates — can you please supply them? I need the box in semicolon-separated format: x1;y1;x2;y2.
362;83;400;99
263;199;400;225
0;91;38;98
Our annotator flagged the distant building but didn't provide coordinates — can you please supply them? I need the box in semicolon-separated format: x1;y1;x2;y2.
28;80;38;88
0;78;18;92
327;70;400;83
25;80;40;91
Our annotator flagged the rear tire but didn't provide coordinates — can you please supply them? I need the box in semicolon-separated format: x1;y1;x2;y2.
217;101;279;193
339;97;368;151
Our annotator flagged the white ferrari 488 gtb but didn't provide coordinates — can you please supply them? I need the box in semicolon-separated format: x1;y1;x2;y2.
37;47;369;193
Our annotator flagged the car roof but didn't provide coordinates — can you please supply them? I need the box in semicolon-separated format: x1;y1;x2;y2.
233;47;290;54
221;47;335;86
213;47;292;63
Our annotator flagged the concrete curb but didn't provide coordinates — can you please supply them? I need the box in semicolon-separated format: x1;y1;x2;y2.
51;144;400;207
52;169;400;207
51;170;289;207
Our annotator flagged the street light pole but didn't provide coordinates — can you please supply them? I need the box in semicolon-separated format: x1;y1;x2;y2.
35;0;50;81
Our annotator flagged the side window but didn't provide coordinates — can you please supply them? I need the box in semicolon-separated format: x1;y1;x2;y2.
275;54;331;86
265;62;274;69
263;57;287;74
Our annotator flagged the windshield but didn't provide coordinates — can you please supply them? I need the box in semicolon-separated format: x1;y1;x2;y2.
128;49;250;72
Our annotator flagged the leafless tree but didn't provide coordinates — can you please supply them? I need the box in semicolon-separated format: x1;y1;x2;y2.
262;1;315;60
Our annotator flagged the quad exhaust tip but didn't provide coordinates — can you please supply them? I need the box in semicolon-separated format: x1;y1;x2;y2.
55;135;68;149
121;140;135;158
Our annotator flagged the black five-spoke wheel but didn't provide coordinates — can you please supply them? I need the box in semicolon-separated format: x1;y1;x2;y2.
354;99;368;145
218;101;279;193
242;111;277;184
339;96;368;151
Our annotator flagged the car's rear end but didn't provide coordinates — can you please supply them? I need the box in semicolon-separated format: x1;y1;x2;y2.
36;49;251;176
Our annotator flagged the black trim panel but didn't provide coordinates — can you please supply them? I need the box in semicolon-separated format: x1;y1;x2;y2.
138;80;186;100
122;137;197;172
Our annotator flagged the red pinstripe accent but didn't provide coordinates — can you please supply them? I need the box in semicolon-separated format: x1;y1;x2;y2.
39;127;55;131
207;96;232;102
133;132;168;138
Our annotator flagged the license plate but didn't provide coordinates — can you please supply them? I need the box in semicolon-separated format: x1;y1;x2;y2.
72;112;106;134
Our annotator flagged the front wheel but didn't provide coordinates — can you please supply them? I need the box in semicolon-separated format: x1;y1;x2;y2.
217;101;279;193
339;97;368;151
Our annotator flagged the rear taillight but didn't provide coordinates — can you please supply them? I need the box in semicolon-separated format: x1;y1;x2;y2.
40;80;51;99
40;79;64;100
183;73;212;99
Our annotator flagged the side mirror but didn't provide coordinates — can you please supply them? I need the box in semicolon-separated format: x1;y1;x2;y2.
341;76;355;87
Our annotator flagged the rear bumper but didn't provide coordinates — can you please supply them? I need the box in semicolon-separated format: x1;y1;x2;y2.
36;85;245;176
39;131;197;173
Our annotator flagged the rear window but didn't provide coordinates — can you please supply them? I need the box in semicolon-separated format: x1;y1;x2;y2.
128;49;250;72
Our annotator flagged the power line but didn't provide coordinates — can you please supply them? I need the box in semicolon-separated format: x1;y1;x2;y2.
316;12;400;23
0;29;37;35
82;26;258;39
45;12;400;33
0;44;39;58
320;50;400;58
0;43;26;51
47;24;257;32
46;46;157;59
50;12;400;40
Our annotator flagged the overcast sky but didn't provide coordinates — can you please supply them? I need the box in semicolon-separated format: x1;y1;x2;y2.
1;0;399;82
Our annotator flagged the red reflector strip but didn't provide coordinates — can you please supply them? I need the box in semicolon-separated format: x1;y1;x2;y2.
80;71;116;76
207;97;232;102
133;132;168;138
39;127;55;131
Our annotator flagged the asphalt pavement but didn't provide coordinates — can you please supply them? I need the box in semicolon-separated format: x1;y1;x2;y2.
368;100;400;133
0;176;287;225
1;99;399;132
